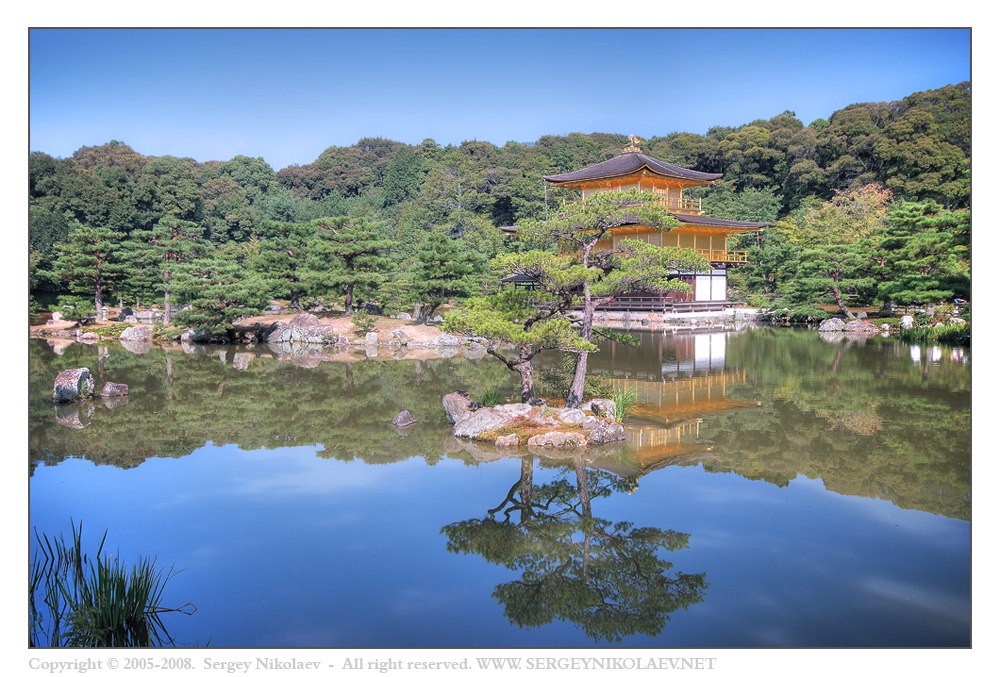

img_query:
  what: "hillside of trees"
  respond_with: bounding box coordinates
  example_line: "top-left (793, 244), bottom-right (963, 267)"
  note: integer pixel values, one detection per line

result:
top-left (28, 82), bottom-right (971, 328)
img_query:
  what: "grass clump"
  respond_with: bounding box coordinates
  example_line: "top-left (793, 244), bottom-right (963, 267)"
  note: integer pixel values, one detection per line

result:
top-left (30, 521), bottom-right (194, 647)
top-left (476, 387), bottom-right (503, 407)
top-left (610, 385), bottom-right (638, 422)
top-left (900, 322), bottom-right (970, 346)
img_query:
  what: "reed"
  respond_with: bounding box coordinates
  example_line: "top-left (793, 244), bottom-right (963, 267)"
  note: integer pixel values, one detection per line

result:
top-left (611, 385), bottom-right (638, 423)
top-left (29, 521), bottom-right (192, 647)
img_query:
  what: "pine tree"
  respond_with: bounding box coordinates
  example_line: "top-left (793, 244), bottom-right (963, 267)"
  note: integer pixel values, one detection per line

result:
top-left (49, 223), bottom-right (126, 312)
top-left (304, 217), bottom-right (392, 314)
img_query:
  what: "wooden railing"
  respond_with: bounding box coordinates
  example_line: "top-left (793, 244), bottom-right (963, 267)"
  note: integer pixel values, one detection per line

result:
top-left (697, 249), bottom-right (749, 263)
top-left (653, 196), bottom-right (702, 213)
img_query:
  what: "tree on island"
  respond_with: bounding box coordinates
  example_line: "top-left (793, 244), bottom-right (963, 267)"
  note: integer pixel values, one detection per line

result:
top-left (125, 215), bottom-right (208, 323)
top-left (515, 189), bottom-right (710, 408)
top-left (444, 250), bottom-right (593, 402)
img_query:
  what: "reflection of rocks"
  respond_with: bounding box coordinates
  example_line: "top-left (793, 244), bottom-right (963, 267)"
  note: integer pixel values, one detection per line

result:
top-left (460, 343), bottom-right (487, 359)
top-left (100, 382), bottom-right (129, 397)
top-left (120, 340), bottom-right (152, 355)
top-left (233, 353), bottom-right (254, 371)
top-left (54, 401), bottom-right (95, 428)
top-left (435, 345), bottom-right (459, 358)
top-left (527, 431), bottom-right (587, 448)
top-left (52, 368), bottom-right (94, 403)
top-left (101, 395), bottom-right (129, 410)
top-left (818, 331), bottom-right (845, 344)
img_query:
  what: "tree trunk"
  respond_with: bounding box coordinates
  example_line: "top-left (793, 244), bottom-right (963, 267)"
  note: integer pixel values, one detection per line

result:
top-left (832, 285), bottom-right (855, 319)
top-left (344, 283), bottom-right (354, 315)
top-left (290, 288), bottom-right (301, 311)
top-left (566, 302), bottom-right (595, 409)
top-left (514, 355), bottom-right (535, 403)
top-left (163, 269), bottom-right (172, 324)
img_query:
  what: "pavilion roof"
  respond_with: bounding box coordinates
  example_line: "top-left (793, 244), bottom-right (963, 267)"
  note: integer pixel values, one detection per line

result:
top-left (499, 212), bottom-right (768, 234)
top-left (543, 152), bottom-right (723, 185)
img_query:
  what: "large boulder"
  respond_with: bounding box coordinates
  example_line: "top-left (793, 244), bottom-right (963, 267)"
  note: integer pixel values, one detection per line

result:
top-left (288, 313), bottom-right (336, 344)
top-left (52, 368), bottom-right (94, 403)
top-left (843, 320), bottom-right (881, 334)
top-left (818, 318), bottom-right (846, 332)
top-left (900, 315), bottom-right (915, 330)
top-left (453, 407), bottom-right (522, 438)
top-left (442, 390), bottom-right (477, 423)
top-left (583, 399), bottom-right (618, 420)
top-left (120, 325), bottom-right (153, 343)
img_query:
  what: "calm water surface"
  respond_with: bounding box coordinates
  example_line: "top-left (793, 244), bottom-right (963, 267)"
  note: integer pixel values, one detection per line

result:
top-left (28, 329), bottom-right (971, 647)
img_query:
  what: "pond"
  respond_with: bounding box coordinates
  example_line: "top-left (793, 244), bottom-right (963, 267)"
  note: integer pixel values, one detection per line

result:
top-left (27, 328), bottom-right (971, 648)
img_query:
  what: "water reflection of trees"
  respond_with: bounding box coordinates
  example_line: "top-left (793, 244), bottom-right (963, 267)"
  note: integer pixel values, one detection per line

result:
top-left (441, 455), bottom-right (707, 643)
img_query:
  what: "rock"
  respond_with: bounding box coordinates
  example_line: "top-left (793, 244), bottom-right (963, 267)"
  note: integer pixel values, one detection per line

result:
top-left (392, 410), bottom-right (418, 427)
top-left (453, 407), bottom-right (521, 438)
top-left (432, 315), bottom-right (445, 323)
top-left (442, 390), bottom-right (476, 423)
top-left (818, 318), bottom-right (846, 332)
top-left (557, 408), bottom-right (588, 424)
top-left (495, 433), bottom-right (520, 447)
top-left (526, 431), bottom-right (587, 448)
top-left (365, 331), bottom-right (379, 344)
top-left (900, 315), bottom-right (914, 330)
top-left (950, 317), bottom-right (967, 325)
top-left (100, 382), bottom-right (129, 397)
top-left (527, 397), bottom-right (548, 406)
top-left (857, 311), bottom-right (868, 320)
top-left (289, 313), bottom-right (336, 344)
top-left (585, 420), bottom-right (626, 445)
top-left (233, 353), bottom-right (254, 371)
top-left (434, 333), bottom-right (461, 346)
top-left (583, 398), bottom-right (617, 420)
top-left (843, 320), bottom-right (881, 334)
top-left (117, 307), bottom-right (135, 322)
top-left (52, 311), bottom-right (63, 322)
top-left (120, 325), bottom-right (153, 343)
top-left (391, 328), bottom-right (410, 342)
top-left (52, 368), bottom-right (95, 403)
top-left (262, 321), bottom-right (292, 343)
top-left (397, 312), bottom-right (412, 321)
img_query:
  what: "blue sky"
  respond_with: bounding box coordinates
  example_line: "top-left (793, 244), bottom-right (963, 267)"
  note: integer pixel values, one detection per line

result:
top-left (29, 28), bottom-right (971, 171)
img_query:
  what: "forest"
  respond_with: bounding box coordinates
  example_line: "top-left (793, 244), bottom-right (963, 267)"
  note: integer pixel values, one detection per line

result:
top-left (28, 82), bottom-right (971, 329)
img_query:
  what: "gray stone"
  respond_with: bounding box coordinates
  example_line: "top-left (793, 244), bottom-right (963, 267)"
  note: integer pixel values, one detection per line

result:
top-left (397, 312), bottom-right (412, 321)
top-left (120, 325), bottom-right (153, 343)
top-left (950, 317), bottom-right (967, 325)
top-left (900, 315), bottom-right (914, 330)
top-left (557, 408), bottom-right (588, 424)
top-left (100, 382), bottom-right (129, 397)
top-left (391, 328), bottom-right (410, 342)
top-left (434, 333), bottom-right (461, 346)
top-left (583, 398), bottom-right (617, 420)
top-left (392, 410), bottom-right (418, 427)
top-left (843, 320), bottom-right (881, 334)
top-left (365, 331), bottom-right (379, 344)
top-left (442, 391), bottom-right (476, 423)
top-left (453, 407), bottom-right (521, 438)
top-left (52, 368), bottom-right (95, 403)
top-left (586, 420), bottom-right (626, 445)
top-left (818, 318), bottom-right (846, 332)
top-left (432, 315), bottom-right (445, 323)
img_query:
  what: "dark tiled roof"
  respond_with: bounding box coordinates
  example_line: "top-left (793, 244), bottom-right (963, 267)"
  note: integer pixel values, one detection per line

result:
top-left (544, 152), bottom-right (723, 184)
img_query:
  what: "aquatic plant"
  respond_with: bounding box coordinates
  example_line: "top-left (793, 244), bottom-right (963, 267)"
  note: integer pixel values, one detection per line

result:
top-left (29, 521), bottom-right (193, 647)
top-left (476, 387), bottom-right (502, 407)
top-left (611, 385), bottom-right (638, 422)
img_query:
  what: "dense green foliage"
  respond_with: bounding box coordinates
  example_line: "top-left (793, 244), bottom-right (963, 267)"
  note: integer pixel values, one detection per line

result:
top-left (30, 83), bottom-right (971, 327)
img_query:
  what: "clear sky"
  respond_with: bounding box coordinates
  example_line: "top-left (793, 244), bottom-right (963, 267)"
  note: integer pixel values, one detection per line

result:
top-left (29, 27), bottom-right (971, 171)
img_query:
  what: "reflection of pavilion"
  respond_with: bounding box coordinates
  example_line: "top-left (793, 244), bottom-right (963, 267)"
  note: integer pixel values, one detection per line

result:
top-left (588, 332), bottom-right (760, 479)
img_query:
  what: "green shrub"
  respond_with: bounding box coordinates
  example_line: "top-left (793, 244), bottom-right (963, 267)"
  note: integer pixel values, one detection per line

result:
top-left (476, 387), bottom-right (503, 407)
top-left (900, 322), bottom-right (970, 346)
top-left (49, 296), bottom-right (96, 324)
top-left (350, 309), bottom-right (378, 335)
